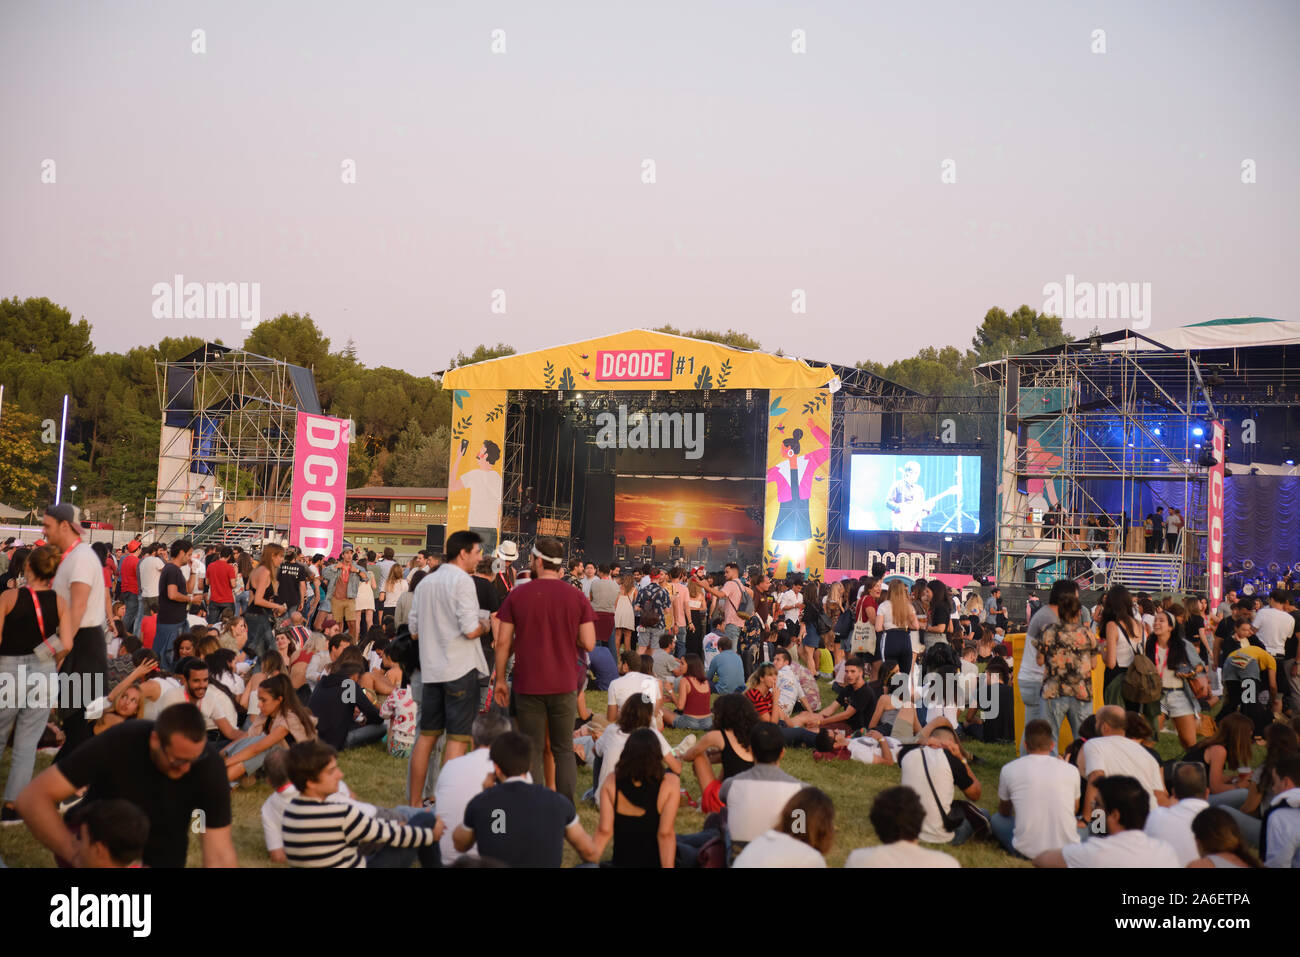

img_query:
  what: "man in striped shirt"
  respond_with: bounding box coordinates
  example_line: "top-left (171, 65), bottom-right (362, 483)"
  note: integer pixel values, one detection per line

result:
top-left (282, 740), bottom-right (443, 868)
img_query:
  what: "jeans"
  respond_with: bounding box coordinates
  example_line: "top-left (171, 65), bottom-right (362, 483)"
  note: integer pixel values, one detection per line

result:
top-left (0, 655), bottom-right (55, 803)
top-left (1042, 695), bottom-right (1091, 749)
top-left (1219, 807), bottom-right (1262, 848)
top-left (777, 722), bottom-right (820, 749)
top-left (345, 723), bottom-right (386, 750)
top-left (122, 594), bottom-right (140, 638)
top-left (223, 733), bottom-right (270, 773)
top-left (1208, 788), bottom-right (1250, 811)
top-left (948, 816), bottom-right (975, 846)
top-left (671, 714), bottom-right (713, 731)
top-left (675, 627), bottom-right (687, 658)
top-left (990, 812), bottom-right (1024, 858)
top-left (245, 613), bottom-right (274, 659)
top-left (677, 827), bottom-right (724, 867)
top-left (1018, 679), bottom-right (1044, 755)
top-left (723, 624), bottom-right (741, 644)
top-left (365, 809), bottom-right (443, 868)
top-left (515, 690), bottom-right (578, 805)
top-left (407, 668), bottom-right (442, 803)
top-left (154, 621), bottom-right (185, 671)
top-left (235, 591), bottom-right (252, 616)
top-left (207, 602), bottom-right (234, 625)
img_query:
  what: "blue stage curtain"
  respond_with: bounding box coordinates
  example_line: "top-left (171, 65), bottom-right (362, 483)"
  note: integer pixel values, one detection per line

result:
top-left (1224, 476), bottom-right (1300, 570)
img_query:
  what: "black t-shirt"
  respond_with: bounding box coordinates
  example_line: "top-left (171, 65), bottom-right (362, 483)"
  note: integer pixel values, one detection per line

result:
top-left (473, 576), bottom-right (501, 669)
top-left (56, 720), bottom-right (232, 868)
top-left (837, 681), bottom-right (877, 733)
top-left (157, 563), bottom-right (190, 625)
top-left (463, 781), bottom-right (576, 867)
top-left (278, 562), bottom-right (307, 608)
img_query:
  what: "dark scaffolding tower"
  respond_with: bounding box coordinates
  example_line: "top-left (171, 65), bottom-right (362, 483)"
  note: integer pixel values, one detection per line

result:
top-left (975, 331), bottom-right (1214, 595)
top-left (147, 343), bottom-right (322, 547)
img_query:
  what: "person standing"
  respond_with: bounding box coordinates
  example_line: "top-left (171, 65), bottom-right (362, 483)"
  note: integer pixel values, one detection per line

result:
top-left (407, 531), bottom-right (490, 809)
top-left (1037, 592), bottom-right (1100, 750)
top-left (1018, 579), bottom-right (1076, 755)
top-left (0, 545), bottom-right (66, 824)
top-left (155, 539), bottom-right (199, 672)
top-left (277, 548), bottom-right (309, 620)
top-left (320, 547), bottom-right (360, 639)
top-left (136, 542), bottom-right (165, 637)
top-left (43, 505), bottom-right (109, 758)
top-left (206, 545), bottom-right (239, 624)
top-left (493, 537), bottom-right (597, 806)
top-left (1165, 507), bottom-right (1183, 555)
top-left (118, 542), bottom-right (140, 638)
top-left (588, 564), bottom-right (620, 655)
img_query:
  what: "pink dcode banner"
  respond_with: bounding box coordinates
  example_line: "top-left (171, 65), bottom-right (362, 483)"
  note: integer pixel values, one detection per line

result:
top-left (291, 411), bottom-right (350, 559)
top-left (1207, 420), bottom-right (1225, 611)
top-left (596, 349), bottom-right (674, 382)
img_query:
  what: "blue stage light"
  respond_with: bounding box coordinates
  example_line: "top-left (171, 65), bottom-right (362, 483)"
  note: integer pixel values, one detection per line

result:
top-left (1153, 427), bottom-right (1161, 436)
top-left (1192, 426), bottom-right (1204, 437)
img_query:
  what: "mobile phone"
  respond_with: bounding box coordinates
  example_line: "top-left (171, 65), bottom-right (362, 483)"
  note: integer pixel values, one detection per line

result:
top-left (459, 438), bottom-right (469, 456)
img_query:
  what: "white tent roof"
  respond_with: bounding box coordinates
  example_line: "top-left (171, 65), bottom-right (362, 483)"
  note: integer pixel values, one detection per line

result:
top-left (1103, 317), bottom-right (1300, 352)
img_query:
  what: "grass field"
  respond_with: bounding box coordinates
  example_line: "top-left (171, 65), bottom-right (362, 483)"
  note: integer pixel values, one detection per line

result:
top-left (0, 683), bottom-right (1198, 868)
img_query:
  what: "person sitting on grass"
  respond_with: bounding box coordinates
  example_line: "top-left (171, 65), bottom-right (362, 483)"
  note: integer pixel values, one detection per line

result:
top-left (705, 636), bottom-right (746, 694)
top-left (733, 786), bottom-right (834, 868)
top-left (718, 722), bottom-right (806, 862)
top-left (845, 785), bottom-right (960, 868)
top-left (1033, 775), bottom-right (1181, 868)
top-left (1186, 807), bottom-right (1263, 868)
top-left (817, 656), bottom-right (876, 736)
top-left (607, 650), bottom-right (660, 723)
top-left (593, 694), bottom-right (682, 807)
top-left (680, 693), bottom-right (759, 812)
top-left (282, 738), bottom-right (442, 868)
top-left (591, 727), bottom-right (683, 868)
top-left (240, 650), bottom-right (284, 723)
top-left (453, 731), bottom-right (600, 868)
top-left (69, 799), bottom-right (151, 868)
top-left (309, 656), bottom-right (385, 752)
top-left (224, 673), bottom-right (318, 783)
top-left (663, 653), bottom-right (713, 731)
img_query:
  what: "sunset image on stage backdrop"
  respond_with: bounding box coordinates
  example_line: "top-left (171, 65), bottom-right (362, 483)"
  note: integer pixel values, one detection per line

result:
top-left (613, 477), bottom-right (764, 553)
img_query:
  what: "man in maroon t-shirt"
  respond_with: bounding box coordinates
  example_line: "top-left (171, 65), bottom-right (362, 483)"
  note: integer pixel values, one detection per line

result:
top-left (206, 545), bottom-right (240, 623)
top-left (494, 537), bottom-right (596, 805)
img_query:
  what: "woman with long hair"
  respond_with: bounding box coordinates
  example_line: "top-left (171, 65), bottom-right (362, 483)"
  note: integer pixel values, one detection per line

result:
top-left (733, 786), bottom-right (834, 867)
top-left (592, 694), bottom-right (681, 806)
top-left (910, 579), bottom-right (930, 654)
top-left (0, 545), bottom-right (66, 821)
top-left (592, 727), bottom-right (682, 867)
top-left (665, 653), bottom-right (713, 731)
top-left (680, 693), bottom-right (759, 799)
top-left (354, 559), bottom-right (376, 635)
top-left (1180, 712), bottom-right (1255, 810)
top-left (1099, 584), bottom-right (1142, 708)
top-left (1146, 609), bottom-right (1204, 748)
top-left (380, 563), bottom-right (407, 621)
top-left (924, 580), bottom-right (954, 650)
top-left (614, 575), bottom-right (637, 656)
top-left (686, 575), bottom-right (706, 659)
top-left (223, 673), bottom-right (317, 782)
top-left (240, 649), bottom-right (285, 719)
top-left (875, 579), bottom-right (920, 680)
top-left (246, 544), bottom-right (286, 658)
top-left (1187, 807), bottom-right (1262, 868)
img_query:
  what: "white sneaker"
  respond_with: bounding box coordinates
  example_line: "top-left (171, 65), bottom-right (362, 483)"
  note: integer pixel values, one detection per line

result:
top-left (672, 734), bottom-right (697, 758)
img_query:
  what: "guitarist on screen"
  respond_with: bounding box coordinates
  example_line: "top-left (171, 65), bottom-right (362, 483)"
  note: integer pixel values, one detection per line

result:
top-left (885, 461), bottom-right (962, 532)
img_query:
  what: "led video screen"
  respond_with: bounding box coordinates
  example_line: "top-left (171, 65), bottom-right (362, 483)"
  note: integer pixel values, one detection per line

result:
top-left (848, 453), bottom-right (981, 534)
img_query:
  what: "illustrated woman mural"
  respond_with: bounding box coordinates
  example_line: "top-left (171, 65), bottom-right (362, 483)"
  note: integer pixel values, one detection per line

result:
top-left (766, 419), bottom-right (830, 573)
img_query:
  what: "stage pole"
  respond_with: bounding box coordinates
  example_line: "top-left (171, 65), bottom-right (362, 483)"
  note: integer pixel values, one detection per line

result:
top-left (54, 393), bottom-right (69, 505)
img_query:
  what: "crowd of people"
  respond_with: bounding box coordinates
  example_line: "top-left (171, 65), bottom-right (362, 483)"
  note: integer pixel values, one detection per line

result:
top-left (1, 510), bottom-right (1298, 868)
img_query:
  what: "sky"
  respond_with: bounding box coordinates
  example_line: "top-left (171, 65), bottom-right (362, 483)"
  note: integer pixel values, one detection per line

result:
top-left (2, 0), bottom-right (1297, 377)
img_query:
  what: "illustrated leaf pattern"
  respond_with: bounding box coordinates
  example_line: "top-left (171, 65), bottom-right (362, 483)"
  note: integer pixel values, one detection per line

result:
top-left (801, 391), bottom-right (829, 416)
top-left (694, 366), bottom-right (713, 390)
top-left (453, 389), bottom-right (470, 410)
top-left (769, 396), bottom-right (787, 417)
top-left (451, 414), bottom-right (473, 439)
top-left (543, 361), bottom-right (556, 390)
top-left (559, 367), bottom-right (575, 390)
top-left (484, 403), bottom-right (505, 423)
top-left (717, 358), bottom-right (732, 389)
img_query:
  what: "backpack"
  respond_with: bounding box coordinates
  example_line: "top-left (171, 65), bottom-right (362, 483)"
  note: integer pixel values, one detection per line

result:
top-left (1122, 638), bottom-right (1163, 704)
top-left (639, 591), bottom-right (663, 629)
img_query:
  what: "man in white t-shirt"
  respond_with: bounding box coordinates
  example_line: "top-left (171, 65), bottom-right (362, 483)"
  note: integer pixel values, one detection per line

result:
top-left (1254, 589), bottom-right (1296, 657)
top-left (1143, 762), bottom-right (1210, 866)
top-left (1034, 775), bottom-right (1181, 868)
top-left (898, 725), bottom-right (982, 845)
top-left (450, 440), bottom-right (504, 531)
top-left (432, 710), bottom-right (515, 865)
top-left (1079, 706), bottom-right (1170, 817)
top-left (991, 718), bottom-right (1082, 859)
top-left (777, 579), bottom-right (804, 626)
top-left (164, 659), bottom-right (243, 743)
top-left (605, 651), bottom-right (661, 723)
top-left (846, 785), bottom-right (960, 868)
top-left (44, 503), bottom-right (109, 755)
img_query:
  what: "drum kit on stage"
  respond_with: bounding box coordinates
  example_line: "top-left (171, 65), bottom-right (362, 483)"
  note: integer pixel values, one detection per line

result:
top-left (1225, 558), bottom-right (1300, 596)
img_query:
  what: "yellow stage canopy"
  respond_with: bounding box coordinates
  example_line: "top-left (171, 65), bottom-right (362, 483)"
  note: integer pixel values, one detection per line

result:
top-left (440, 329), bottom-right (837, 393)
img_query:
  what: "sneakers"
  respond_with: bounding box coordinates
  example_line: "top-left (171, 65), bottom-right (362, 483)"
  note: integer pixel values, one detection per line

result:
top-left (1, 805), bottom-right (20, 826)
top-left (671, 734), bottom-right (697, 759)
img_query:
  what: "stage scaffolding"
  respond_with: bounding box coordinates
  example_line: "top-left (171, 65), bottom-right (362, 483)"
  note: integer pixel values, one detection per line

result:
top-left (146, 344), bottom-right (322, 547)
top-left (976, 332), bottom-right (1216, 595)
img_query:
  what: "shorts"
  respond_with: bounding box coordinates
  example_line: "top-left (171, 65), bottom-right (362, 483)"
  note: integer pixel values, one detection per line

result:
top-left (1160, 687), bottom-right (1196, 719)
top-left (332, 596), bottom-right (356, 623)
top-left (802, 624), bottom-right (821, 649)
top-left (637, 625), bottom-right (664, 650)
top-left (420, 670), bottom-right (481, 742)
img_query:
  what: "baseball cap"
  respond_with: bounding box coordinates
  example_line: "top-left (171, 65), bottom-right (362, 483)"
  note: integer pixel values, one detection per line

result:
top-left (44, 502), bottom-right (83, 533)
top-left (126, 540), bottom-right (141, 553)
